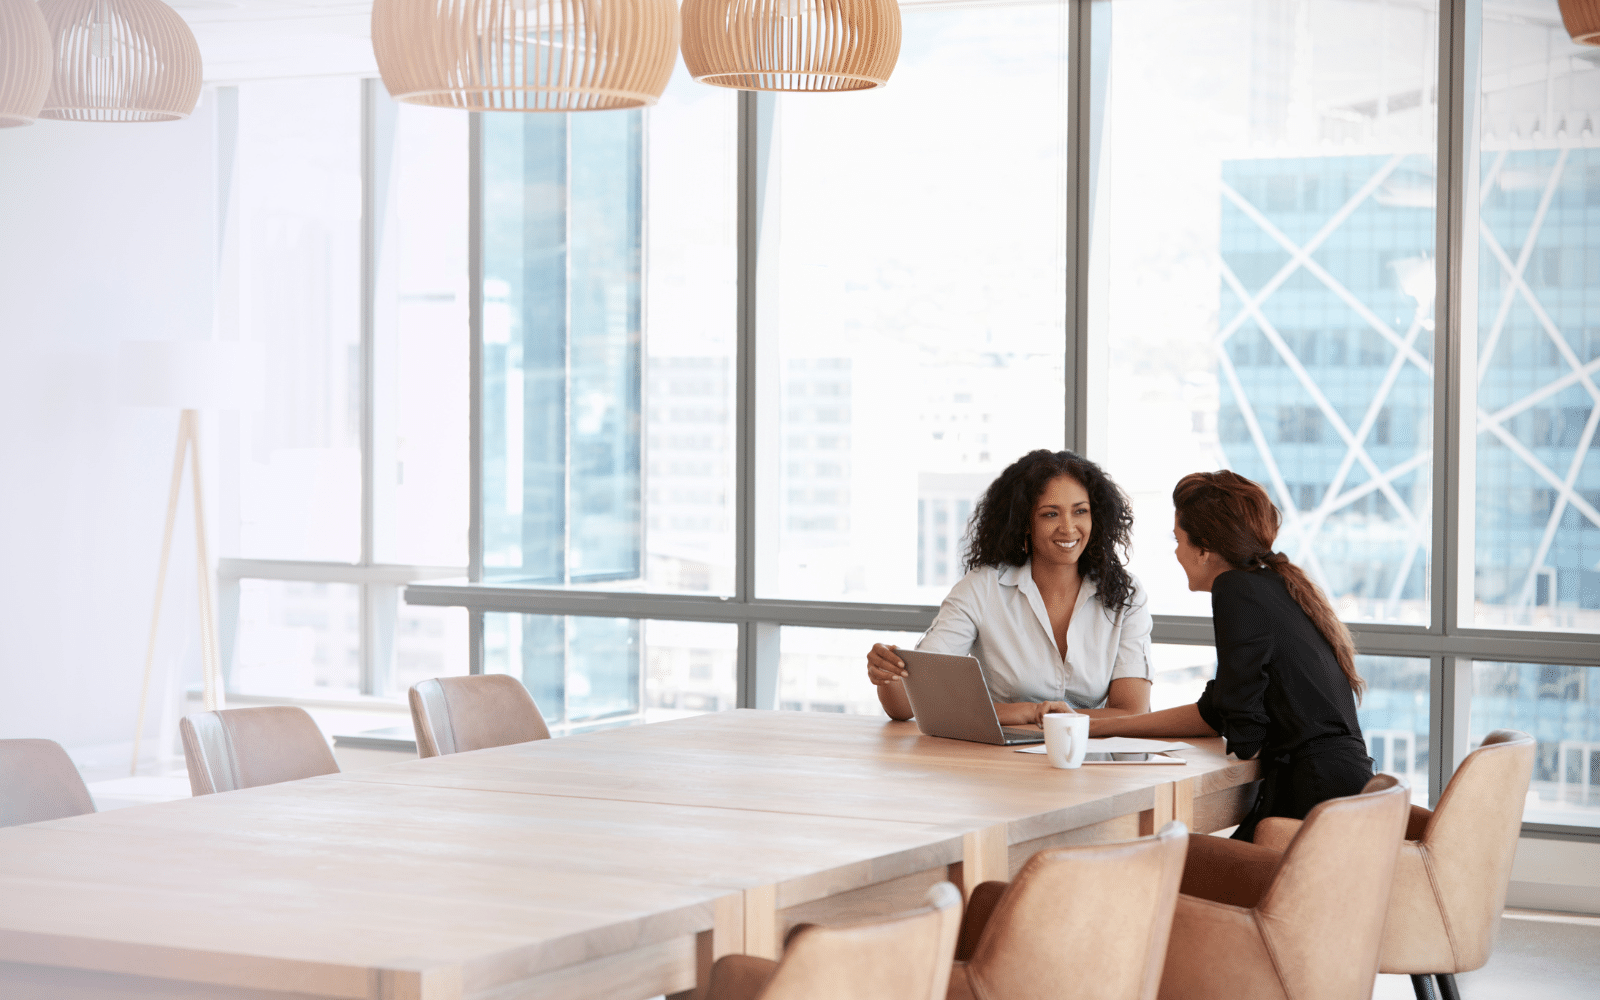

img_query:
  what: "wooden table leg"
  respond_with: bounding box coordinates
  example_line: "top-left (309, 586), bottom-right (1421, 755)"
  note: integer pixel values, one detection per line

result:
top-left (1139, 784), bottom-right (1176, 836)
top-left (1172, 777), bottom-right (1196, 829)
top-left (743, 884), bottom-right (780, 960)
top-left (951, 824), bottom-right (1008, 900)
top-left (1141, 778), bottom-right (1198, 836)
top-left (676, 893), bottom-right (745, 1000)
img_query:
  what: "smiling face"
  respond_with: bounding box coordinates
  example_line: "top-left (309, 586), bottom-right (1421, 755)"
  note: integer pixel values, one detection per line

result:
top-left (1030, 475), bottom-right (1093, 568)
top-left (1173, 513), bottom-right (1220, 592)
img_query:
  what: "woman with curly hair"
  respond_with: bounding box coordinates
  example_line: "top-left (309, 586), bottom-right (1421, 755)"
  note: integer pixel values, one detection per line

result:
top-left (1091, 470), bottom-right (1372, 841)
top-left (866, 449), bottom-right (1153, 726)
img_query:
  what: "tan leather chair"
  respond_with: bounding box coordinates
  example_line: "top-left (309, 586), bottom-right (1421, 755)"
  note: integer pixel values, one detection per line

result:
top-left (1255, 730), bottom-right (1536, 1000)
top-left (0, 739), bottom-right (95, 827)
top-left (949, 821), bottom-right (1188, 1000)
top-left (706, 882), bottom-right (963, 1000)
top-left (408, 674), bottom-right (551, 758)
top-left (1158, 774), bottom-right (1410, 1000)
top-left (179, 706), bottom-right (340, 796)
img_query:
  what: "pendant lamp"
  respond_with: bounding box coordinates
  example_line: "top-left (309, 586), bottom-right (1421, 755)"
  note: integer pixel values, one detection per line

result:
top-left (38, 0), bottom-right (203, 122)
top-left (681, 0), bottom-right (901, 92)
top-left (1, 0), bottom-right (52, 127)
top-left (371, 0), bottom-right (679, 112)
top-left (1560, 0), bottom-right (1600, 45)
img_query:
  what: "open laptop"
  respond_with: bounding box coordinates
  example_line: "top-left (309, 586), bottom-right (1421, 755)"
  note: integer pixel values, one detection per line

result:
top-left (896, 648), bottom-right (1046, 746)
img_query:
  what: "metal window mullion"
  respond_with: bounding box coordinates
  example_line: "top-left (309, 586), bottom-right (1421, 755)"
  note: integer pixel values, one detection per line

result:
top-left (361, 79), bottom-right (378, 572)
top-left (563, 114), bottom-right (574, 588)
top-left (469, 111), bottom-right (485, 585)
top-left (736, 90), bottom-right (759, 609)
top-left (359, 79), bottom-right (379, 696)
top-left (1065, 0), bottom-right (1107, 456)
top-left (1433, 0), bottom-right (1481, 639)
top-left (1430, 654), bottom-right (1473, 808)
top-left (735, 90), bottom-right (785, 708)
top-left (1432, 0), bottom-right (1483, 789)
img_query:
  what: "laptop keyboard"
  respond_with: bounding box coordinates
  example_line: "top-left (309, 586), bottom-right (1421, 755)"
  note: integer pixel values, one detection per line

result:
top-left (1001, 727), bottom-right (1045, 743)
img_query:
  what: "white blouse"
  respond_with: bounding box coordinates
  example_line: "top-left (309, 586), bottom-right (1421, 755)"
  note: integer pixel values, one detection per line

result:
top-left (915, 561), bottom-right (1153, 709)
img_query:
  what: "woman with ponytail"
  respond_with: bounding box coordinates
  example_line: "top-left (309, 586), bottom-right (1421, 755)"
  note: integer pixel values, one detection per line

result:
top-left (1091, 470), bottom-right (1372, 842)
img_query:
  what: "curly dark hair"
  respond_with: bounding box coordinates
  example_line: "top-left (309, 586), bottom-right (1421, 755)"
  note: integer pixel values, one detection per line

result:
top-left (964, 449), bottom-right (1137, 615)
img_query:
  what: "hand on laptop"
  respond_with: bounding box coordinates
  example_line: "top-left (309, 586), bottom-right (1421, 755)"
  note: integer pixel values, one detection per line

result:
top-left (867, 643), bottom-right (910, 685)
top-left (996, 700), bottom-right (1077, 727)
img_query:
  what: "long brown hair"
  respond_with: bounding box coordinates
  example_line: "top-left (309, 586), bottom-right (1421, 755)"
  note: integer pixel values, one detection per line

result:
top-left (1172, 471), bottom-right (1364, 701)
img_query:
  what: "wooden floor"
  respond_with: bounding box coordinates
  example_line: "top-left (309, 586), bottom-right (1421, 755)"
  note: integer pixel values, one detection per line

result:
top-left (0, 711), bottom-right (1259, 1000)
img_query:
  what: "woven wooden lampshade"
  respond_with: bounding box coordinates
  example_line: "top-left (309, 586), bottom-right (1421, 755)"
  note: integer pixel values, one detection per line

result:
top-left (371, 0), bottom-right (679, 112)
top-left (1560, 0), bottom-right (1600, 45)
top-left (37, 0), bottom-right (203, 122)
top-left (681, 0), bottom-right (901, 92)
top-left (0, 0), bottom-right (53, 128)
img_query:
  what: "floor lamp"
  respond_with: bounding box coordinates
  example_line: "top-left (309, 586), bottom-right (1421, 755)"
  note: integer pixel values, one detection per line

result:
top-left (122, 340), bottom-right (258, 776)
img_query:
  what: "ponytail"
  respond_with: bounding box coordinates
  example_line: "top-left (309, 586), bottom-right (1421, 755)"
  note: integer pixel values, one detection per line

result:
top-left (1254, 553), bottom-right (1363, 702)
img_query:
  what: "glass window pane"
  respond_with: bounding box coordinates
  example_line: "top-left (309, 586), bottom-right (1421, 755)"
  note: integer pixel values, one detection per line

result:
top-left (645, 71), bottom-right (738, 594)
top-left (1099, 0), bottom-right (1438, 624)
top-left (231, 580), bottom-right (361, 697)
top-left (1150, 644), bottom-right (1217, 711)
top-left (1472, 661), bottom-right (1600, 830)
top-left (480, 70), bottom-right (736, 593)
top-left (779, 627), bottom-right (921, 716)
top-left (392, 604), bottom-right (471, 694)
top-left (758, 3), bottom-right (1069, 604)
top-left (381, 102), bottom-right (470, 567)
top-left (1359, 655), bottom-right (1430, 805)
top-left (483, 613), bottom-right (735, 733)
top-left (1468, 17), bottom-right (1600, 630)
top-left (645, 620), bottom-right (737, 721)
top-left (233, 78), bottom-right (363, 562)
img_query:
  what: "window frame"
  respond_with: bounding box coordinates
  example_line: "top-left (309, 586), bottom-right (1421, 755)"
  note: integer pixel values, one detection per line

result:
top-left (404, 0), bottom-right (1600, 842)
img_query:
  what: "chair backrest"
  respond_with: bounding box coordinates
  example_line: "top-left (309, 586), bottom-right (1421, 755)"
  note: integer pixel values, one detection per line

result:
top-left (180, 707), bottom-right (339, 796)
top-left (964, 822), bottom-right (1189, 1000)
top-left (409, 675), bottom-right (551, 758)
top-left (757, 882), bottom-right (963, 1000)
top-left (1416, 728), bottom-right (1535, 969)
top-left (0, 739), bottom-right (95, 827)
top-left (1255, 773), bottom-right (1411, 999)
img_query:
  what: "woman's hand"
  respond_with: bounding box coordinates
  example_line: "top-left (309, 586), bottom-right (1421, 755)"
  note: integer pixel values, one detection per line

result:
top-left (995, 700), bottom-right (1077, 726)
top-left (866, 643), bottom-right (909, 686)
top-left (1032, 701), bottom-right (1076, 725)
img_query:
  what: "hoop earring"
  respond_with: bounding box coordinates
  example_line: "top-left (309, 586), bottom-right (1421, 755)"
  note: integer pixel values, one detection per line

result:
top-left (1024, 536), bottom-right (1030, 555)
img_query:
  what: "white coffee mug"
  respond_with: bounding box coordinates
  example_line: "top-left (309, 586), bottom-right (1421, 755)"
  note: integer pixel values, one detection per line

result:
top-left (1043, 712), bottom-right (1090, 769)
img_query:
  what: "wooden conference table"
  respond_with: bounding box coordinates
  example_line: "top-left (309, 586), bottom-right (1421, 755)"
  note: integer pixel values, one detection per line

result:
top-left (0, 711), bottom-right (1258, 1000)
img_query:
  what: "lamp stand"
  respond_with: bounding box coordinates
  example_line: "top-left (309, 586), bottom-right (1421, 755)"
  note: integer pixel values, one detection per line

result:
top-left (131, 408), bottom-right (225, 777)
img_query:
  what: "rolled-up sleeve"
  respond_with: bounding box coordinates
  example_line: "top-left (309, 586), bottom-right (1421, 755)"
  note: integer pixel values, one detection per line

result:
top-left (1203, 576), bottom-right (1274, 760)
top-left (917, 572), bottom-right (982, 657)
top-left (1110, 584), bottom-right (1154, 682)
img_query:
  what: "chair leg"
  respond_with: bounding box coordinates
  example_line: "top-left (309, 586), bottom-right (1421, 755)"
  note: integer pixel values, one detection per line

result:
top-left (1410, 974), bottom-right (1437, 1000)
top-left (1435, 974), bottom-right (1461, 1000)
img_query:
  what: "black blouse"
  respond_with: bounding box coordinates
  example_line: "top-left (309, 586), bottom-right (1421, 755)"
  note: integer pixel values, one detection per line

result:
top-left (1195, 568), bottom-right (1364, 762)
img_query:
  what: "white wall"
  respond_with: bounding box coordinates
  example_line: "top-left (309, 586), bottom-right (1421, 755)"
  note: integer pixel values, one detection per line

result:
top-left (1509, 836), bottom-right (1600, 915)
top-left (0, 98), bottom-right (218, 762)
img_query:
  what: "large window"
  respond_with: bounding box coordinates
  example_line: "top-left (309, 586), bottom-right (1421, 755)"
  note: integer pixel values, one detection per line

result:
top-left (393, 0), bottom-right (1600, 843)
top-left (480, 66), bottom-right (737, 594)
top-left (219, 80), bottom-right (471, 701)
top-left (757, 3), bottom-right (1070, 605)
top-left (1468, 15), bottom-right (1600, 631)
top-left (1099, 0), bottom-right (1440, 623)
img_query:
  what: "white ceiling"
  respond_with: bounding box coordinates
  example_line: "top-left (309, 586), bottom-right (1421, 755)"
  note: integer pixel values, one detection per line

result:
top-left (169, 0), bottom-right (377, 82)
top-left (172, 0), bottom-right (1582, 86)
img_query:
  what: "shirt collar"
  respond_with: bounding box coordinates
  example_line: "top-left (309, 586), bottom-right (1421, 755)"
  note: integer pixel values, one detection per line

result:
top-left (998, 560), bottom-right (1100, 603)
